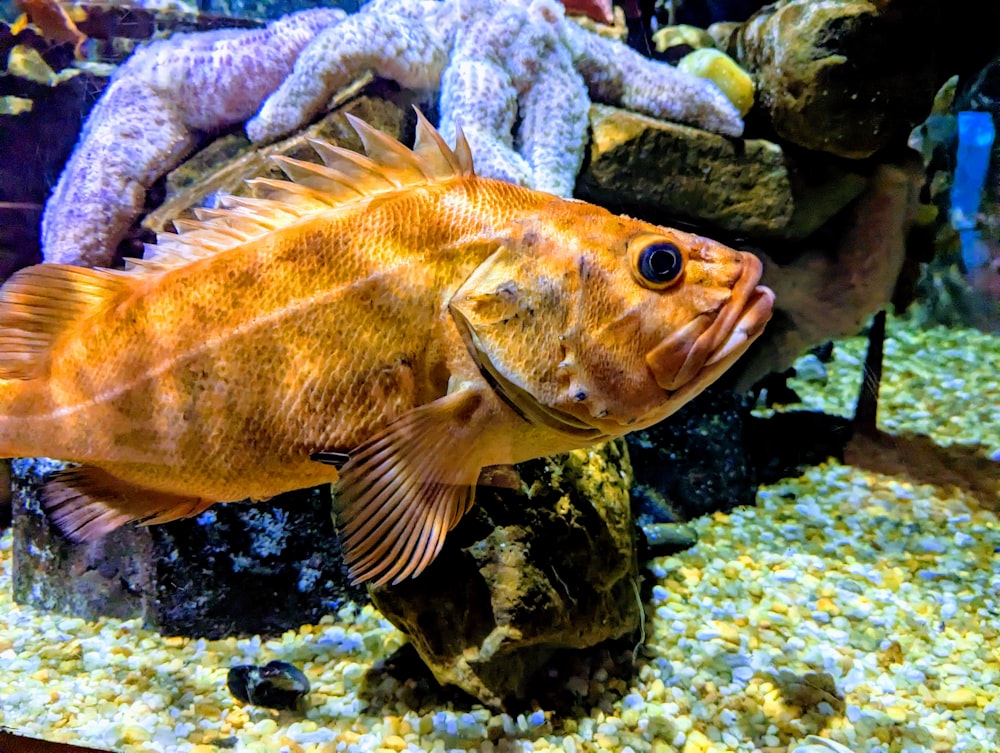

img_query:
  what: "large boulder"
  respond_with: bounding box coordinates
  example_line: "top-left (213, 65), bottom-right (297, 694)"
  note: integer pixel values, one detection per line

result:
top-left (577, 104), bottom-right (795, 236)
top-left (730, 0), bottom-right (1000, 159)
top-left (371, 440), bottom-right (641, 709)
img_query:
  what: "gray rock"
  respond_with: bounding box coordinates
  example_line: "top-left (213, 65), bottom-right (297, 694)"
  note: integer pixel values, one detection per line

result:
top-left (12, 459), bottom-right (364, 638)
top-left (370, 440), bottom-right (641, 709)
top-left (731, 163), bottom-right (922, 389)
top-left (577, 104), bottom-right (794, 236)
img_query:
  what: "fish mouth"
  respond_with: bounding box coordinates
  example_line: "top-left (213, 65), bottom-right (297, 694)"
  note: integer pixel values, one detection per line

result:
top-left (647, 253), bottom-right (774, 394)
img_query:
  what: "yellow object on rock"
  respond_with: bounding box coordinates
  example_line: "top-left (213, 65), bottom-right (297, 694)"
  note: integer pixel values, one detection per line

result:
top-left (678, 47), bottom-right (755, 116)
top-left (6, 45), bottom-right (81, 86)
top-left (652, 24), bottom-right (716, 54)
top-left (0, 95), bottom-right (33, 115)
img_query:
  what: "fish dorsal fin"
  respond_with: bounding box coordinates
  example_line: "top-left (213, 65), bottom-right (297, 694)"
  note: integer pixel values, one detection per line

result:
top-left (0, 264), bottom-right (138, 379)
top-left (138, 108), bottom-right (474, 274)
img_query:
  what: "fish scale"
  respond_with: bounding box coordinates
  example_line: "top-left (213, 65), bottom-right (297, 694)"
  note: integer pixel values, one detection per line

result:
top-left (0, 110), bottom-right (773, 585)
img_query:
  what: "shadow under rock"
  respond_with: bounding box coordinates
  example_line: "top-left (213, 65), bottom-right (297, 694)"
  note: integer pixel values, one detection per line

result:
top-left (746, 408), bottom-right (999, 512)
top-left (360, 638), bottom-right (639, 720)
top-left (845, 429), bottom-right (1000, 512)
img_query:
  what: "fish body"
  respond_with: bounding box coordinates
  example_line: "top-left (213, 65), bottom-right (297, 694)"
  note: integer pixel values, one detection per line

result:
top-left (12, 0), bottom-right (88, 58)
top-left (0, 112), bottom-right (773, 584)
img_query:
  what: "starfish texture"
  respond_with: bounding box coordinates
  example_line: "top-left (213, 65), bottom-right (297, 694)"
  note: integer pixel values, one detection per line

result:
top-left (42, 0), bottom-right (743, 267)
top-left (41, 8), bottom-right (346, 266)
top-left (249, 0), bottom-right (743, 197)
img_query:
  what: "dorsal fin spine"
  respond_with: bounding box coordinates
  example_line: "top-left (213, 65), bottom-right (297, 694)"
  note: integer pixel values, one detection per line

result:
top-left (127, 108), bottom-right (473, 278)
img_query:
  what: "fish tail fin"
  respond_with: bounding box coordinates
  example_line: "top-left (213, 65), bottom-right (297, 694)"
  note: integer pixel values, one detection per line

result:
top-left (0, 263), bottom-right (139, 458)
top-left (0, 263), bottom-right (135, 380)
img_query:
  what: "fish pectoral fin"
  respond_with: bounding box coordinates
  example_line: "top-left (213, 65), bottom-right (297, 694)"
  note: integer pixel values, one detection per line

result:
top-left (43, 465), bottom-right (215, 542)
top-left (334, 388), bottom-right (491, 587)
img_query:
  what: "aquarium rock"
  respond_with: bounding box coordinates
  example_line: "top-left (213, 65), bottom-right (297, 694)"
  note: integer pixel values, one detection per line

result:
top-left (636, 521), bottom-right (698, 561)
top-left (370, 439), bottom-right (640, 709)
top-left (227, 660), bottom-right (310, 710)
top-left (628, 387), bottom-right (758, 525)
top-left (11, 461), bottom-right (364, 638)
top-left (731, 163), bottom-right (923, 389)
top-left (730, 0), bottom-right (999, 159)
top-left (577, 103), bottom-right (793, 236)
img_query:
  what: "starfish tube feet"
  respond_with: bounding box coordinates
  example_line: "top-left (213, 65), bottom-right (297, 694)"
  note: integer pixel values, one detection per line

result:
top-left (515, 44), bottom-right (590, 196)
top-left (247, 0), bottom-right (453, 143)
top-left (41, 79), bottom-right (193, 266)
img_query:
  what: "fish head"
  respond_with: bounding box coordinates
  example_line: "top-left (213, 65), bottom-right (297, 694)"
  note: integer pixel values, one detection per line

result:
top-left (449, 204), bottom-right (775, 440)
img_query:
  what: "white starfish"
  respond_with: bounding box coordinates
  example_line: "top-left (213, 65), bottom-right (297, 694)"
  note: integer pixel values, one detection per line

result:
top-left (41, 0), bottom-right (742, 267)
top-left (248, 0), bottom-right (744, 196)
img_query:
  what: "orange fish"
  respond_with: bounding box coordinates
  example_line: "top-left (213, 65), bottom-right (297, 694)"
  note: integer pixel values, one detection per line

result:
top-left (11, 0), bottom-right (88, 59)
top-left (0, 111), bottom-right (773, 585)
top-left (560, 0), bottom-right (614, 25)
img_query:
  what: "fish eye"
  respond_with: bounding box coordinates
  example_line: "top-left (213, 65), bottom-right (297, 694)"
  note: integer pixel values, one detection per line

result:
top-left (630, 236), bottom-right (684, 289)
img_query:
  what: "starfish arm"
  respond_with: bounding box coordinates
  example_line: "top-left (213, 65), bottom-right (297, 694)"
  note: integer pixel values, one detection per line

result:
top-left (516, 43), bottom-right (590, 197)
top-left (439, 59), bottom-right (533, 187)
top-left (561, 20), bottom-right (745, 137)
top-left (40, 9), bottom-right (345, 267)
top-left (438, 1), bottom-right (546, 188)
top-left (441, 0), bottom-right (586, 191)
top-left (125, 8), bottom-right (347, 131)
top-left (41, 79), bottom-right (194, 267)
top-left (248, 0), bottom-right (455, 143)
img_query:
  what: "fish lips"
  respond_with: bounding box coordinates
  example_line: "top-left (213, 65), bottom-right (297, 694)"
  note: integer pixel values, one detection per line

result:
top-left (647, 253), bottom-right (775, 393)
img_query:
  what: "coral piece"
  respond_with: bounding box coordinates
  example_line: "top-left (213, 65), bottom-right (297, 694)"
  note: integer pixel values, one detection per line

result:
top-left (41, 8), bottom-right (346, 266)
top-left (42, 0), bottom-right (743, 266)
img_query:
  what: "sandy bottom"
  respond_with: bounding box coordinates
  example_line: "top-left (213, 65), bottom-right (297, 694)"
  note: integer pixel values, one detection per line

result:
top-left (1, 318), bottom-right (998, 753)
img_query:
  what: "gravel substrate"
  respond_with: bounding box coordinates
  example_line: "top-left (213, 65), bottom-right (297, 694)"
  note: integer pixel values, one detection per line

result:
top-left (1, 318), bottom-right (998, 753)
